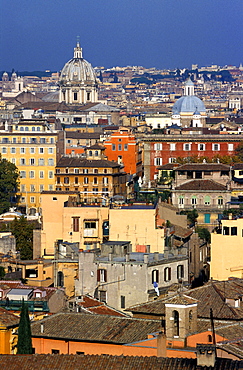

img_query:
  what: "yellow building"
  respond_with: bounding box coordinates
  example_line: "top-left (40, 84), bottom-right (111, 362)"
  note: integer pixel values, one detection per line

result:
top-left (39, 192), bottom-right (165, 258)
top-left (39, 191), bottom-right (109, 257)
top-left (0, 118), bottom-right (58, 215)
top-left (211, 216), bottom-right (243, 280)
top-left (0, 308), bottom-right (18, 354)
top-left (109, 206), bottom-right (164, 253)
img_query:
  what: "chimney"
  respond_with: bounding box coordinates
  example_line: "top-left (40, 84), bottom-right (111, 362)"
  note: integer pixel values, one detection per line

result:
top-left (196, 344), bottom-right (216, 367)
top-left (125, 254), bottom-right (130, 262)
top-left (154, 252), bottom-right (159, 262)
top-left (40, 323), bottom-right (44, 334)
top-left (108, 253), bottom-right (113, 261)
top-left (144, 254), bottom-right (149, 264)
top-left (157, 332), bottom-right (167, 358)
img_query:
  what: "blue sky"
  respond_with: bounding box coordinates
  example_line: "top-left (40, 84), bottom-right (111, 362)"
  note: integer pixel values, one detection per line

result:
top-left (0, 0), bottom-right (242, 71)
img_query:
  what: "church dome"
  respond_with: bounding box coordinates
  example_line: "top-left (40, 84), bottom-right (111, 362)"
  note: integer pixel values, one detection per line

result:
top-left (59, 41), bottom-right (97, 86)
top-left (172, 95), bottom-right (206, 114)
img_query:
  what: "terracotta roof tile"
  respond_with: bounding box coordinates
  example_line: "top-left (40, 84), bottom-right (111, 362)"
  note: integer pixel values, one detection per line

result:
top-left (0, 354), bottom-right (241, 369)
top-left (56, 157), bottom-right (120, 168)
top-left (175, 179), bottom-right (227, 191)
top-left (31, 313), bottom-right (161, 344)
top-left (176, 163), bottom-right (230, 171)
top-left (0, 308), bottom-right (19, 327)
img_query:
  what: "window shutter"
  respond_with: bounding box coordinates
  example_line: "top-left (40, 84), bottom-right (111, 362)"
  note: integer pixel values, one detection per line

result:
top-left (97, 269), bottom-right (100, 282)
top-left (104, 269), bottom-right (107, 282)
top-left (169, 268), bottom-right (171, 281)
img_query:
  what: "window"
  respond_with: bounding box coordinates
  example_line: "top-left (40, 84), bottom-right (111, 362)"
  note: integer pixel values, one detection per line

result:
top-left (112, 144), bottom-right (116, 151)
top-left (228, 143), bottom-right (234, 151)
top-left (30, 197), bottom-right (35, 203)
top-left (51, 350), bottom-right (60, 355)
top-left (48, 148), bottom-right (54, 154)
top-left (30, 138), bottom-right (36, 143)
top-left (29, 171), bottom-right (35, 178)
top-left (118, 144), bottom-right (122, 151)
top-left (73, 217), bottom-right (80, 232)
top-left (20, 158), bottom-right (25, 165)
top-left (164, 267), bottom-right (171, 281)
top-left (74, 168), bottom-right (79, 174)
top-left (2, 138), bottom-right (8, 144)
top-left (30, 147), bottom-right (35, 154)
top-left (20, 147), bottom-right (25, 154)
top-left (103, 177), bottom-right (108, 185)
top-left (104, 169), bottom-right (108, 174)
top-left (85, 221), bottom-right (96, 229)
top-left (124, 144), bottom-right (128, 151)
top-left (12, 158), bottom-right (16, 164)
top-left (25, 127), bottom-right (29, 131)
top-left (30, 158), bottom-right (35, 165)
top-left (183, 143), bottom-right (191, 151)
top-left (204, 196), bottom-right (210, 205)
top-left (40, 138), bottom-right (46, 144)
top-left (178, 196), bottom-right (184, 205)
top-left (30, 185), bottom-right (35, 192)
top-left (94, 169), bottom-right (98, 174)
top-left (1, 147), bottom-right (7, 154)
top-left (11, 148), bottom-right (16, 154)
top-left (84, 177), bottom-right (89, 184)
top-left (32, 127), bottom-right (35, 131)
top-left (49, 171), bottom-right (54, 179)
top-left (152, 269), bottom-right (159, 284)
top-left (177, 265), bottom-right (184, 279)
top-left (93, 188), bottom-right (98, 193)
top-left (83, 169), bottom-right (88, 174)
top-left (39, 148), bottom-right (44, 154)
top-left (218, 196), bottom-right (223, 205)
top-left (20, 171), bottom-right (26, 178)
top-left (74, 92), bottom-right (78, 101)
top-left (48, 158), bottom-right (54, 166)
top-left (169, 157), bottom-right (176, 163)
top-left (40, 185), bottom-right (44, 192)
top-left (13, 138), bottom-right (16, 143)
top-left (75, 177), bottom-right (79, 184)
top-left (231, 227), bottom-right (237, 236)
top-left (49, 185), bottom-right (53, 191)
top-left (154, 143), bottom-right (162, 150)
top-left (191, 196), bottom-right (197, 205)
top-left (97, 269), bottom-right (107, 283)
top-left (22, 138), bottom-right (26, 143)
top-left (39, 158), bottom-right (44, 165)
top-left (223, 226), bottom-right (230, 235)
top-left (50, 138), bottom-right (55, 144)
top-left (57, 177), bottom-right (60, 184)
top-left (170, 143), bottom-right (176, 151)
top-left (173, 310), bottom-right (180, 337)
top-left (95, 150), bottom-right (98, 156)
top-left (154, 157), bottom-right (162, 166)
top-left (64, 177), bottom-right (69, 184)
top-left (39, 171), bottom-right (44, 179)
top-left (121, 295), bottom-right (125, 309)
top-left (212, 143), bottom-right (220, 151)
top-left (99, 290), bottom-right (107, 303)
top-left (198, 143), bottom-right (205, 151)
top-left (93, 177), bottom-right (98, 184)
top-left (204, 213), bottom-right (211, 224)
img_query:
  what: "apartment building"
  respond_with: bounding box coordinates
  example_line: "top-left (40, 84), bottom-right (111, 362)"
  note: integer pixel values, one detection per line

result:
top-left (0, 119), bottom-right (58, 215)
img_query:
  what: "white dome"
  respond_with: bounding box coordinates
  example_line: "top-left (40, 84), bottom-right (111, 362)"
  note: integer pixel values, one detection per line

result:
top-left (59, 42), bottom-right (97, 86)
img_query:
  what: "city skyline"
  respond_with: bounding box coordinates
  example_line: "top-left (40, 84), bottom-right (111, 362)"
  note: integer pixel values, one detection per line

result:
top-left (0, 0), bottom-right (242, 72)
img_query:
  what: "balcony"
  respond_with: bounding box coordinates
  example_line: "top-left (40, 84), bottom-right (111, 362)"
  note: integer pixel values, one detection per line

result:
top-left (0, 299), bottom-right (49, 312)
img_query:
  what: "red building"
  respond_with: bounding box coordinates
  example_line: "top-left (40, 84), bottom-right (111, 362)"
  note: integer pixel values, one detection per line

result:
top-left (103, 129), bottom-right (142, 176)
top-left (143, 133), bottom-right (242, 181)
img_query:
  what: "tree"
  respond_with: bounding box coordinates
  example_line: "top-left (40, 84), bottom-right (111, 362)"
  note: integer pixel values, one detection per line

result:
top-left (0, 156), bottom-right (19, 214)
top-left (196, 227), bottom-right (211, 243)
top-left (235, 142), bottom-right (243, 162)
top-left (0, 216), bottom-right (36, 259)
top-left (17, 300), bottom-right (32, 354)
top-left (0, 266), bottom-right (5, 278)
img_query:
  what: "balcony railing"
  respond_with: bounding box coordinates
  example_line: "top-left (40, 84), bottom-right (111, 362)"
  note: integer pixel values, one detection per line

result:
top-left (0, 299), bottom-right (49, 312)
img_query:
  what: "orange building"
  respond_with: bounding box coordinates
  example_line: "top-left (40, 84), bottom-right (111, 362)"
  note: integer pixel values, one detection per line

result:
top-left (0, 308), bottom-right (19, 354)
top-left (103, 129), bottom-right (142, 176)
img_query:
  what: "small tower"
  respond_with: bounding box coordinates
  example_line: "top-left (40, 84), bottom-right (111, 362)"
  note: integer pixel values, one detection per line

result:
top-left (192, 107), bottom-right (202, 127)
top-left (184, 78), bottom-right (195, 96)
top-left (165, 294), bottom-right (198, 346)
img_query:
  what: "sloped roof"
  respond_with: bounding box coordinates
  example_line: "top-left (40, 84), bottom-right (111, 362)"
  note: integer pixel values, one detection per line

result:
top-left (176, 163), bottom-right (230, 172)
top-left (0, 354), bottom-right (242, 369)
top-left (0, 308), bottom-right (19, 328)
top-left (165, 294), bottom-right (198, 306)
top-left (31, 313), bottom-right (161, 344)
top-left (175, 180), bottom-right (227, 191)
top-left (56, 156), bottom-right (120, 168)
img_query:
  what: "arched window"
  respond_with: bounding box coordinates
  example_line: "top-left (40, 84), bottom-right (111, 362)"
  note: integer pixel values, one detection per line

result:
top-left (164, 267), bottom-right (171, 282)
top-left (191, 195), bottom-right (197, 205)
top-left (173, 310), bottom-right (179, 336)
top-left (218, 196), bottom-right (223, 206)
top-left (57, 271), bottom-right (64, 287)
top-left (177, 265), bottom-right (184, 279)
top-left (152, 269), bottom-right (159, 284)
top-left (204, 195), bottom-right (210, 205)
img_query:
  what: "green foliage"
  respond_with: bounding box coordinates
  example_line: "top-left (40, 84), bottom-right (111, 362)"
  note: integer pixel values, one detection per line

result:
top-left (17, 300), bottom-right (32, 354)
top-left (0, 216), bottom-right (36, 260)
top-left (196, 227), bottom-right (211, 243)
top-left (0, 266), bottom-right (5, 278)
top-left (181, 209), bottom-right (198, 224)
top-left (223, 208), bottom-right (243, 217)
top-left (235, 142), bottom-right (243, 162)
top-left (176, 154), bottom-right (241, 165)
top-left (0, 156), bottom-right (19, 214)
